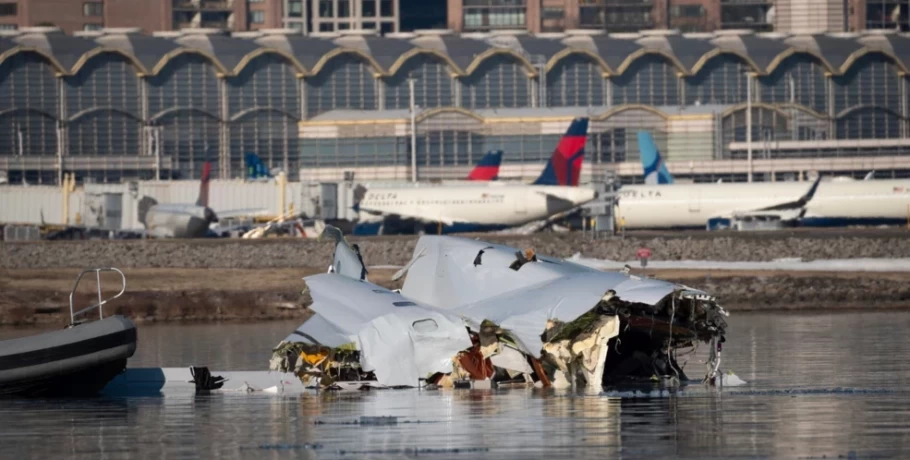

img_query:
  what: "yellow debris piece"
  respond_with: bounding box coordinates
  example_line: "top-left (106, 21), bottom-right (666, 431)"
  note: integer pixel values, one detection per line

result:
top-left (300, 350), bottom-right (329, 366)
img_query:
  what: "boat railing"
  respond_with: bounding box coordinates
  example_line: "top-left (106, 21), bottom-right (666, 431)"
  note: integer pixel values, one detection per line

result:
top-left (69, 268), bottom-right (127, 325)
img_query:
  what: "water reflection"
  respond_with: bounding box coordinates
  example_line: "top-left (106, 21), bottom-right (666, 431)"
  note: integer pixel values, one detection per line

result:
top-left (2, 312), bottom-right (910, 459)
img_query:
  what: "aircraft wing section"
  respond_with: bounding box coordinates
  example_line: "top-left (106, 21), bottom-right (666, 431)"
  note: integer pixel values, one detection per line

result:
top-left (400, 235), bottom-right (596, 310)
top-left (286, 274), bottom-right (472, 387)
top-left (214, 208), bottom-right (270, 218)
top-left (356, 206), bottom-right (460, 226)
top-left (752, 176), bottom-right (822, 213)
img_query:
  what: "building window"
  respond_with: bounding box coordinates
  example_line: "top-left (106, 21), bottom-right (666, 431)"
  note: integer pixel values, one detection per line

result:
top-left (380, 0), bottom-right (393, 16)
top-left (363, 0), bottom-right (376, 16)
top-left (83, 2), bottom-right (103, 17)
top-left (670, 5), bottom-right (705, 17)
top-left (0, 23), bottom-right (16, 30)
top-left (319, 0), bottom-right (333, 17)
top-left (319, 22), bottom-right (334, 31)
top-left (463, 0), bottom-right (526, 30)
top-left (0, 3), bottom-right (17, 16)
top-left (248, 0), bottom-right (264, 3)
top-left (542, 7), bottom-right (563, 19)
top-left (250, 10), bottom-right (264, 23)
top-left (83, 23), bottom-right (103, 31)
top-left (287, 21), bottom-right (304, 30)
top-left (339, 0), bottom-right (351, 17)
top-left (288, 0), bottom-right (303, 17)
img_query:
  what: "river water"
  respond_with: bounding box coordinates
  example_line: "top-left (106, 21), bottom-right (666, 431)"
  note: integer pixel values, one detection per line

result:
top-left (2, 311), bottom-right (910, 459)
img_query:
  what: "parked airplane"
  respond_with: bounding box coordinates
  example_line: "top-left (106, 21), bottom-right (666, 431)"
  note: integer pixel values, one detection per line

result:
top-left (466, 150), bottom-right (503, 181)
top-left (351, 118), bottom-right (595, 235)
top-left (137, 163), bottom-right (263, 238)
top-left (618, 132), bottom-right (910, 230)
top-left (638, 131), bottom-right (673, 185)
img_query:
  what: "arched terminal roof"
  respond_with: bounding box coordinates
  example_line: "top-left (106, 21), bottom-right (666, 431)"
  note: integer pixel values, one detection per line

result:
top-left (2, 28), bottom-right (910, 78)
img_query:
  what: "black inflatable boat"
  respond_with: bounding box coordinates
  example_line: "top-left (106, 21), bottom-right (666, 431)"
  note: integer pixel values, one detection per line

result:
top-left (0, 268), bottom-right (137, 397)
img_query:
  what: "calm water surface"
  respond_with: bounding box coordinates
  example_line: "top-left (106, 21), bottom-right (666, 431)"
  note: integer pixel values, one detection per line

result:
top-left (2, 312), bottom-right (910, 459)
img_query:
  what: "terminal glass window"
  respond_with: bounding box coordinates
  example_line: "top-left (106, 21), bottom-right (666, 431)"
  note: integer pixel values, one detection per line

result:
top-left (288, 0), bottom-right (303, 17)
top-left (463, 0), bottom-right (526, 31)
top-left (0, 3), bottom-right (16, 16)
top-left (83, 2), bottom-right (103, 17)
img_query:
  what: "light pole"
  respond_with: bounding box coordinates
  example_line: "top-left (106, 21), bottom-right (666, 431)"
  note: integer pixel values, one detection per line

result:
top-left (408, 77), bottom-right (418, 183)
top-left (746, 72), bottom-right (753, 183)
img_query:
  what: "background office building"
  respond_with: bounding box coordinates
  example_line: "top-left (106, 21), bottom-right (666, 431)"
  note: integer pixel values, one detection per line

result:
top-left (0, 0), bottom-right (402, 34)
top-left (448, 0), bottom-right (910, 34)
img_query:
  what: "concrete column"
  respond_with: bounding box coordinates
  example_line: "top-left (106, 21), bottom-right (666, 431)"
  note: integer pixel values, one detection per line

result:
top-left (219, 78), bottom-right (230, 179)
top-left (652, 0), bottom-right (668, 29)
top-left (393, 0), bottom-right (400, 32)
top-left (139, 77), bottom-right (149, 165)
top-left (901, 75), bottom-right (908, 138)
top-left (604, 76), bottom-right (611, 108)
top-left (268, 0), bottom-right (283, 28)
top-left (300, 78), bottom-right (308, 121)
top-left (826, 75), bottom-right (836, 138)
top-left (850, 0), bottom-right (865, 31)
top-left (57, 77), bottom-right (66, 184)
top-left (448, 0), bottom-right (464, 32)
top-left (526, 0), bottom-right (541, 33)
top-left (564, 0), bottom-right (579, 29)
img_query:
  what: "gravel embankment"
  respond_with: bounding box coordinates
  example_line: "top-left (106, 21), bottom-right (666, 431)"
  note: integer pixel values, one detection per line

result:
top-left (3, 231), bottom-right (910, 269)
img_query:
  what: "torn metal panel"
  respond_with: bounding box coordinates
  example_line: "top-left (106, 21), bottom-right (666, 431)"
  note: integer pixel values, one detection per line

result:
top-left (490, 344), bottom-right (534, 376)
top-left (400, 236), bottom-right (593, 310)
top-left (285, 312), bottom-right (352, 348)
top-left (285, 274), bottom-right (472, 387)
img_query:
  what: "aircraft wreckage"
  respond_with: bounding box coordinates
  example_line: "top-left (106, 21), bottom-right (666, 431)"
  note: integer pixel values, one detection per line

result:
top-left (270, 227), bottom-right (729, 390)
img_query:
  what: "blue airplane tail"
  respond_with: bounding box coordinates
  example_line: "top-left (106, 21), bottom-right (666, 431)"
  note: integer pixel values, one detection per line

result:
top-left (533, 117), bottom-right (589, 186)
top-left (638, 131), bottom-right (673, 185)
top-left (245, 152), bottom-right (272, 179)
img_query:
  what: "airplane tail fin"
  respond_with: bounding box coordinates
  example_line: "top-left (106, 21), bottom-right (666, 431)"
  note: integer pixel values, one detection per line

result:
top-left (466, 150), bottom-right (502, 181)
top-left (245, 152), bottom-right (272, 179)
top-left (533, 117), bottom-right (589, 186)
top-left (138, 196), bottom-right (158, 226)
top-left (196, 162), bottom-right (212, 207)
top-left (321, 224), bottom-right (369, 281)
top-left (638, 131), bottom-right (673, 185)
top-left (352, 184), bottom-right (368, 213)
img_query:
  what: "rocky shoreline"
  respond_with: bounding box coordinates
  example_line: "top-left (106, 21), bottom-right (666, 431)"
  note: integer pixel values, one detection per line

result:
top-left (3, 230), bottom-right (910, 270)
top-left (2, 231), bottom-right (909, 325)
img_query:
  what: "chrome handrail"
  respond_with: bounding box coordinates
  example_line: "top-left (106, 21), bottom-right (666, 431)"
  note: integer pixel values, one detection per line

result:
top-left (69, 268), bottom-right (127, 325)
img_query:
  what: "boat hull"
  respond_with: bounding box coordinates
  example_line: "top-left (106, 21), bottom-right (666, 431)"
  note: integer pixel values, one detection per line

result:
top-left (0, 316), bottom-right (137, 397)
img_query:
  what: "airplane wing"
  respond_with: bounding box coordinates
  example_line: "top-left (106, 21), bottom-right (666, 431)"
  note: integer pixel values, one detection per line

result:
top-left (357, 205), bottom-right (460, 226)
top-left (751, 175), bottom-right (822, 213)
top-left (214, 208), bottom-right (271, 219)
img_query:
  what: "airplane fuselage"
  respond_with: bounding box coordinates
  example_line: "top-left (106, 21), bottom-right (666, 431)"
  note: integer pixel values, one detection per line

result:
top-left (617, 179), bottom-right (910, 229)
top-left (144, 204), bottom-right (216, 238)
top-left (355, 184), bottom-right (596, 234)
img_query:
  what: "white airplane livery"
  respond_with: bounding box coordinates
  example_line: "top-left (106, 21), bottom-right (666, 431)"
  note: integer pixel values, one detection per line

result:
top-left (617, 132), bottom-right (910, 230)
top-left (353, 118), bottom-right (596, 235)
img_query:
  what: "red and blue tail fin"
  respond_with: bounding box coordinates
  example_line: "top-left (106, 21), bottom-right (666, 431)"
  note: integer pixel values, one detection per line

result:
top-left (466, 150), bottom-right (502, 181)
top-left (533, 117), bottom-right (589, 186)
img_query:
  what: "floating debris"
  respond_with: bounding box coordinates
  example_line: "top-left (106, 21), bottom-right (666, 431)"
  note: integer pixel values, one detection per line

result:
top-left (270, 226), bottom-right (729, 391)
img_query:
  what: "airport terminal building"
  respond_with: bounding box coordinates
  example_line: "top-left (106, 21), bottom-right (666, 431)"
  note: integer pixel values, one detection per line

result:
top-left (2, 26), bottom-right (910, 186)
